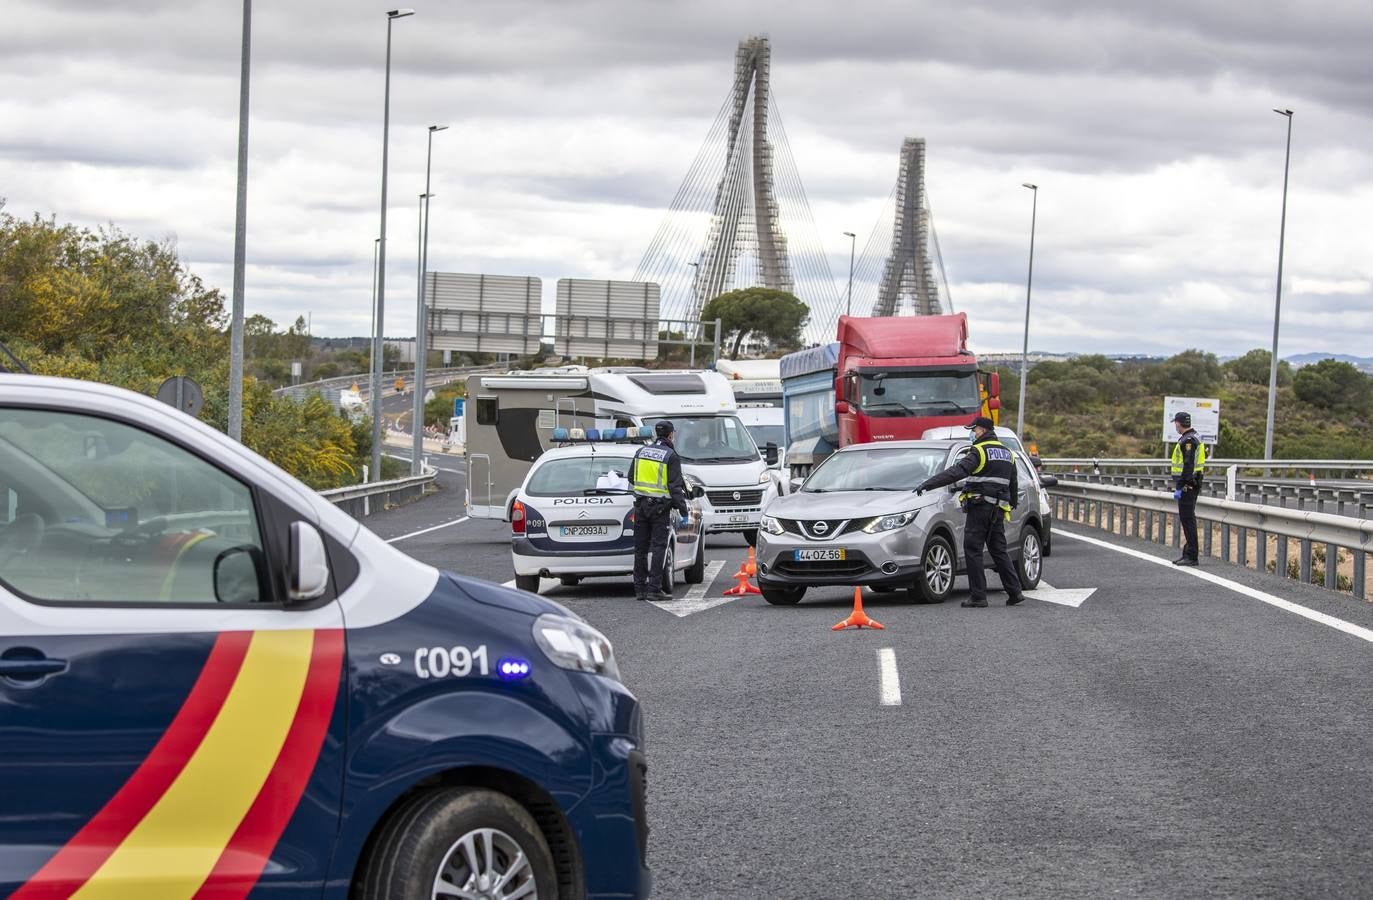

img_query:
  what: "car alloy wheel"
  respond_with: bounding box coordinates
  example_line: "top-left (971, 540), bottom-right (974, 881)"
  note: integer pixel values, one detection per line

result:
top-left (1019, 527), bottom-right (1042, 588)
top-left (924, 541), bottom-right (953, 596)
top-left (432, 826), bottom-right (538, 899)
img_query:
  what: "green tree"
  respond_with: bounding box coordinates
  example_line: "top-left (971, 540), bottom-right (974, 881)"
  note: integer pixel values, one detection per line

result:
top-left (1141, 350), bottom-right (1222, 396)
top-left (1292, 358), bottom-right (1371, 413)
top-left (1224, 348), bottom-right (1291, 387)
top-left (701, 287), bottom-right (808, 357)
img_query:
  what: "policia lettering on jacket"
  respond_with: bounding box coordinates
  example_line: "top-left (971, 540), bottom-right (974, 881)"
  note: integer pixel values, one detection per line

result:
top-left (915, 416), bottom-right (1027, 607)
top-left (1170, 411), bottom-right (1207, 567)
top-left (630, 421), bottom-right (690, 601)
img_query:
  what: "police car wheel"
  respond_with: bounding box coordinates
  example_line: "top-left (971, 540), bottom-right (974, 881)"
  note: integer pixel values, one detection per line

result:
top-left (1017, 526), bottom-right (1043, 590)
top-left (684, 538), bottom-right (705, 584)
top-left (358, 787), bottom-right (558, 900)
top-left (913, 535), bottom-right (955, 604)
top-left (514, 574), bottom-right (541, 593)
top-left (660, 544), bottom-right (675, 591)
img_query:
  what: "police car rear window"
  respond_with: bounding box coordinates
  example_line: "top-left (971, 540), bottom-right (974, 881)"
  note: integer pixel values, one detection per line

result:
top-left (526, 457), bottom-right (635, 496)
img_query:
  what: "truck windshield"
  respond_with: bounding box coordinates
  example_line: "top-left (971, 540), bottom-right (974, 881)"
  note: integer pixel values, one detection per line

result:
top-left (804, 447), bottom-right (950, 492)
top-left (860, 371), bottom-right (981, 417)
top-left (644, 416), bottom-right (758, 464)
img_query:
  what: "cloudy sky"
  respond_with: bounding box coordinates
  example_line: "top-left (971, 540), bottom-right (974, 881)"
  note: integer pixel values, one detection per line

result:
top-left (3, 0), bottom-right (1370, 356)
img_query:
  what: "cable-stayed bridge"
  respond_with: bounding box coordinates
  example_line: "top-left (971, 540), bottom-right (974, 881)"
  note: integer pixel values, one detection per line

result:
top-left (634, 37), bottom-right (952, 343)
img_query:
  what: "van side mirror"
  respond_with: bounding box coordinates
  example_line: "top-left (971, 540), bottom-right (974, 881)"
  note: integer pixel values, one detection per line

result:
top-left (288, 521), bottom-right (330, 603)
top-left (691, 484), bottom-right (706, 500)
top-left (764, 442), bottom-right (779, 467)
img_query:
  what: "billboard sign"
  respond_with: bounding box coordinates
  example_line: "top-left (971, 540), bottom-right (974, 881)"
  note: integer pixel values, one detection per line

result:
top-left (1162, 396), bottom-right (1220, 444)
top-left (426, 273), bottom-right (543, 355)
top-left (554, 278), bottom-right (660, 360)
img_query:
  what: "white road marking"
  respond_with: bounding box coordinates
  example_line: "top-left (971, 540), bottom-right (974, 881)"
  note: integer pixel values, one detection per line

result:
top-left (384, 516), bottom-right (470, 544)
top-left (501, 577), bottom-right (556, 593)
top-left (651, 561), bottom-right (730, 617)
top-left (1024, 581), bottom-right (1098, 608)
top-left (1060, 529), bottom-right (1373, 645)
top-left (877, 648), bottom-right (902, 706)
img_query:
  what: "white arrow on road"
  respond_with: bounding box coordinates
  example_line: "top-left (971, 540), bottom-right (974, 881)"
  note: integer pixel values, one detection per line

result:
top-left (651, 561), bottom-right (730, 617)
top-left (1023, 581), bottom-right (1097, 608)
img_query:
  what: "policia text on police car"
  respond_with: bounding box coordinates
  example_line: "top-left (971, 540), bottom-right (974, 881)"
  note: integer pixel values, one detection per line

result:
top-left (630, 420), bottom-right (691, 601)
top-left (914, 416), bottom-right (1028, 607)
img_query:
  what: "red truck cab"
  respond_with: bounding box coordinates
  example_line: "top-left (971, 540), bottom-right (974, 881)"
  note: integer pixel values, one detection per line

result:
top-left (833, 313), bottom-right (999, 445)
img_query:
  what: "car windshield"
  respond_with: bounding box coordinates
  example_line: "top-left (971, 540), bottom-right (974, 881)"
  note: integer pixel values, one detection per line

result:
top-left (525, 455), bottom-right (635, 496)
top-left (644, 416), bottom-right (758, 464)
top-left (860, 371), bottom-right (982, 418)
top-left (745, 424), bottom-right (784, 449)
top-left (803, 447), bottom-right (950, 492)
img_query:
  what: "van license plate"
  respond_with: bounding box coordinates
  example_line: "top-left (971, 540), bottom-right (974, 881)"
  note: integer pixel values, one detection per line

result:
top-left (794, 548), bottom-right (845, 561)
top-left (560, 525), bottom-right (609, 537)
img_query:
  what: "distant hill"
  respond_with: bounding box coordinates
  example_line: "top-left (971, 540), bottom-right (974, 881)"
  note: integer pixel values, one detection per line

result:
top-left (1284, 352), bottom-right (1373, 372)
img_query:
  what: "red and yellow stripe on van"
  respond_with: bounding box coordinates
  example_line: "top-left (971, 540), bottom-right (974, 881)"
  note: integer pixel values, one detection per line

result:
top-left (14, 628), bottom-right (344, 900)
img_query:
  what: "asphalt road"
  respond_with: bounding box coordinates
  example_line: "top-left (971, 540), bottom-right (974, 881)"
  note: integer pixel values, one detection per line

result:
top-left (359, 485), bottom-right (1373, 899)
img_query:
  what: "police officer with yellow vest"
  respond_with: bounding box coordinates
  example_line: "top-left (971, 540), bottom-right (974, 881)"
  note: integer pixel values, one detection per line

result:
top-left (1171, 411), bottom-right (1206, 567)
top-left (631, 420), bottom-right (690, 601)
top-left (914, 416), bottom-right (1026, 607)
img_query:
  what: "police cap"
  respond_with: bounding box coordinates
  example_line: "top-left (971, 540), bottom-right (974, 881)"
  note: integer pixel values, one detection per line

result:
top-left (1173, 411), bottom-right (1192, 426)
top-left (654, 420), bottom-right (675, 437)
top-left (966, 415), bottom-right (996, 432)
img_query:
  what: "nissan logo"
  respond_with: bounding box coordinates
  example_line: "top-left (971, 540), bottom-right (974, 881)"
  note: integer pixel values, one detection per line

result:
top-left (732, 491), bottom-right (741, 501)
top-left (813, 521), bottom-right (829, 535)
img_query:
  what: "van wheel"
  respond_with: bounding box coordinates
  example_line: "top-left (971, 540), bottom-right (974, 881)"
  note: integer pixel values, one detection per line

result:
top-left (741, 529), bottom-right (758, 548)
top-left (684, 539), bottom-right (705, 584)
top-left (356, 787), bottom-right (557, 900)
top-left (761, 585), bottom-right (805, 605)
top-left (1017, 526), bottom-right (1043, 590)
top-left (912, 535), bottom-right (955, 604)
top-left (514, 574), bottom-right (541, 593)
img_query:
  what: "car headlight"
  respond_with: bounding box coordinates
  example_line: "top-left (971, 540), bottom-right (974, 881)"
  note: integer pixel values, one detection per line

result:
top-left (760, 514), bottom-right (785, 536)
top-left (862, 509), bottom-right (920, 534)
top-left (532, 614), bottom-right (620, 680)
top-left (757, 470), bottom-right (773, 484)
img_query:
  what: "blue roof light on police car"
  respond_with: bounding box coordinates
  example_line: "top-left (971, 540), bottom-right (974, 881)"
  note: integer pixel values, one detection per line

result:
top-left (552, 427), bottom-right (569, 441)
top-left (497, 657), bottom-right (532, 681)
top-left (637, 426), bottom-right (653, 439)
top-left (612, 427), bottom-right (627, 440)
top-left (585, 428), bottom-right (601, 441)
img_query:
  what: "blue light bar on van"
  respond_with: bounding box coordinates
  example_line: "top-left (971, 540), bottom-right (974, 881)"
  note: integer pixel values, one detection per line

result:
top-left (498, 657), bottom-right (532, 680)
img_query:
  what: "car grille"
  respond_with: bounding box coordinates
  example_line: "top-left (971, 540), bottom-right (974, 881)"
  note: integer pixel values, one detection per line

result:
top-left (779, 518), bottom-right (876, 539)
top-left (707, 488), bottom-right (764, 507)
top-left (773, 557), bottom-right (874, 578)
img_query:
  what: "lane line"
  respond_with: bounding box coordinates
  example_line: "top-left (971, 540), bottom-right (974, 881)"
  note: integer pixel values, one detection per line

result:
top-left (384, 516), bottom-right (470, 544)
top-left (1023, 580), bottom-right (1098, 608)
top-left (877, 648), bottom-right (902, 706)
top-left (651, 561), bottom-right (729, 617)
top-left (1059, 529), bottom-right (1373, 645)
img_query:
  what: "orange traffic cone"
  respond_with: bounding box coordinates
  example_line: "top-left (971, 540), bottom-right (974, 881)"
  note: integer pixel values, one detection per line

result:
top-left (744, 546), bottom-right (758, 577)
top-left (723, 551), bottom-right (762, 596)
top-left (832, 586), bottom-right (884, 631)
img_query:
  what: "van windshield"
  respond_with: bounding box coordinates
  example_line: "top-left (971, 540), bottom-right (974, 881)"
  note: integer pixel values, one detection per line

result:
top-left (644, 416), bottom-right (758, 464)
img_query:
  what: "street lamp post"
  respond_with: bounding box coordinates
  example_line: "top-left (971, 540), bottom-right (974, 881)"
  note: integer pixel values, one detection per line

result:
top-left (843, 232), bottom-right (856, 317)
top-left (227, 0), bottom-right (252, 441)
top-left (1017, 183), bottom-right (1038, 437)
top-left (369, 237), bottom-right (380, 396)
top-left (371, 8), bottom-right (414, 483)
top-left (1264, 109), bottom-right (1294, 462)
top-left (412, 125), bottom-right (447, 474)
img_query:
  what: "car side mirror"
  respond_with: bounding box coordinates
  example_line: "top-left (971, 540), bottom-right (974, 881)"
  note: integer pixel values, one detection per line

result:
top-left (288, 521), bottom-right (331, 603)
top-left (764, 442), bottom-right (779, 467)
top-left (691, 484), bottom-right (706, 499)
top-left (789, 476), bottom-right (804, 493)
top-left (213, 546), bottom-right (265, 604)
top-left (1039, 474), bottom-right (1059, 488)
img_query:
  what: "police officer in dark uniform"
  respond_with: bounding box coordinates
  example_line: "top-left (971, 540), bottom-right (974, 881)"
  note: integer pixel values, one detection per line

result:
top-left (631, 421), bottom-right (690, 601)
top-left (1171, 411), bottom-right (1206, 567)
top-left (914, 416), bottom-right (1026, 607)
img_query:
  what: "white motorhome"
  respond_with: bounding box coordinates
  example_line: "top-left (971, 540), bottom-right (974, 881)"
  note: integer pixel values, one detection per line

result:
top-left (464, 369), bottom-right (778, 542)
top-left (717, 359), bottom-right (786, 491)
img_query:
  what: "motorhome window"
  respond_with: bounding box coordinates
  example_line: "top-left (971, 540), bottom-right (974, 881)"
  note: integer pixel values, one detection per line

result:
top-left (645, 416), bottom-right (757, 464)
top-left (628, 374), bottom-right (706, 395)
top-left (476, 397), bottom-right (498, 425)
top-left (525, 456), bottom-right (634, 496)
top-left (859, 371), bottom-right (981, 417)
top-left (804, 447), bottom-right (948, 492)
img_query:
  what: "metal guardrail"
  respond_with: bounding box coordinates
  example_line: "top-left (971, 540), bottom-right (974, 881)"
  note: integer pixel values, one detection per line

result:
top-left (1049, 481), bottom-right (1373, 599)
top-left (1044, 457), bottom-right (1373, 474)
top-left (320, 465), bottom-right (437, 518)
top-left (273, 366), bottom-right (476, 400)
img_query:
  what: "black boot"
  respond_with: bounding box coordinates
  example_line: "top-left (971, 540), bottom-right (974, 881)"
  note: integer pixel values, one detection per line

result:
top-left (961, 598), bottom-right (988, 608)
top-left (1173, 557), bottom-right (1198, 567)
top-left (1006, 594), bottom-right (1026, 606)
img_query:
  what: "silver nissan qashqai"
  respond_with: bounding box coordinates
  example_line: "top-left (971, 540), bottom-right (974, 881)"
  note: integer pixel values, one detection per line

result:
top-left (755, 439), bottom-right (1045, 605)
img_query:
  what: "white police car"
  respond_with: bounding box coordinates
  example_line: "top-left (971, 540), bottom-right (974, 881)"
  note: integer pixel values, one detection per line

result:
top-left (511, 427), bottom-right (707, 593)
top-left (0, 376), bottom-right (650, 898)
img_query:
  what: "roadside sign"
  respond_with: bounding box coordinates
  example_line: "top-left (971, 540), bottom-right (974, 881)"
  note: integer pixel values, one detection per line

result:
top-left (156, 376), bottom-right (204, 417)
top-left (1163, 396), bottom-right (1219, 444)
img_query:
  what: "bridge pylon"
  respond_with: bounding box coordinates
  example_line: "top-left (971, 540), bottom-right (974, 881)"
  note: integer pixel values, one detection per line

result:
top-left (873, 137), bottom-right (945, 317)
